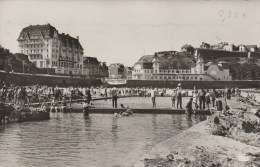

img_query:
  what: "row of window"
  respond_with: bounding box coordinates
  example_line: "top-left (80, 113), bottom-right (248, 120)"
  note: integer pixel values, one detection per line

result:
top-left (134, 69), bottom-right (192, 74)
top-left (153, 75), bottom-right (201, 80)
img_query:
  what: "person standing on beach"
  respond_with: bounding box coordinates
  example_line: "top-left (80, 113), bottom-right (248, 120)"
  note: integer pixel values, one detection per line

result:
top-left (171, 89), bottom-right (177, 109)
top-left (151, 87), bottom-right (156, 109)
top-left (176, 83), bottom-right (182, 109)
top-left (112, 87), bottom-right (118, 108)
top-left (198, 88), bottom-right (206, 110)
top-left (85, 88), bottom-right (91, 104)
top-left (205, 90), bottom-right (211, 110)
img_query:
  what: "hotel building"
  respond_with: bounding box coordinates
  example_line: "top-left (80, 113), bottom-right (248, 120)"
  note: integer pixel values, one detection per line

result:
top-left (17, 24), bottom-right (84, 75)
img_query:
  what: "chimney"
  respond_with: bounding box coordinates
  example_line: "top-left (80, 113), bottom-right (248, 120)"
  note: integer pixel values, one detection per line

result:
top-left (76, 36), bottom-right (79, 40)
top-left (66, 34), bottom-right (69, 36)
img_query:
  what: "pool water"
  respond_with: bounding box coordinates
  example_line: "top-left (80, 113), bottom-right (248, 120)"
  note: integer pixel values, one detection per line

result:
top-left (0, 113), bottom-right (205, 167)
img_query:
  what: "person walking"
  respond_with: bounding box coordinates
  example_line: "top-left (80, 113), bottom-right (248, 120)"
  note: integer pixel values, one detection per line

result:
top-left (176, 83), bottom-right (182, 109)
top-left (112, 87), bottom-right (118, 108)
top-left (150, 87), bottom-right (156, 109)
top-left (171, 89), bottom-right (177, 109)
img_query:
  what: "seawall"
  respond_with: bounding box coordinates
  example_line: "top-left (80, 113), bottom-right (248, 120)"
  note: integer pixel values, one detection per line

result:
top-left (0, 71), bottom-right (101, 87)
top-left (126, 79), bottom-right (260, 89)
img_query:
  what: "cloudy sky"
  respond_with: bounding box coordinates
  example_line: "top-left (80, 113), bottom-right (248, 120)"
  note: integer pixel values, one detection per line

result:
top-left (0, 0), bottom-right (259, 66)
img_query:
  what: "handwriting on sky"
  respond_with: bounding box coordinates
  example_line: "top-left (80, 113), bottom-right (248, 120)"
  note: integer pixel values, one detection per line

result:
top-left (218, 10), bottom-right (247, 22)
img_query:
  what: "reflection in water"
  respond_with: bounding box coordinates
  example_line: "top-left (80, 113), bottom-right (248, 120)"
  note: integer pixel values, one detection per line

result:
top-left (0, 113), bottom-right (205, 167)
top-left (111, 117), bottom-right (118, 144)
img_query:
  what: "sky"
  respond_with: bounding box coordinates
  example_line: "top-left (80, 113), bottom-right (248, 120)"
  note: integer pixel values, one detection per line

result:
top-left (0, 0), bottom-right (260, 66)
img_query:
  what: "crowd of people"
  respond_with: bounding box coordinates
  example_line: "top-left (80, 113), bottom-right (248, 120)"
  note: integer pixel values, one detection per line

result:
top-left (0, 80), bottom-right (248, 115)
top-left (149, 83), bottom-right (242, 115)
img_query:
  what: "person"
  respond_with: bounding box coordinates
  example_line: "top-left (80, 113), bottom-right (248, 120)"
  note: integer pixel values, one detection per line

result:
top-left (198, 89), bottom-right (206, 110)
top-left (150, 87), bottom-right (156, 109)
top-left (50, 97), bottom-right (59, 112)
top-left (215, 98), bottom-right (223, 111)
top-left (27, 87), bottom-right (33, 107)
top-left (192, 88), bottom-right (198, 108)
top-left (227, 87), bottom-right (231, 100)
top-left (176, 83), bottom-right (182, 109)
top-left (85, 88), bottom-right (91, 104)
top-left (60, 96), bottom-right (67, 112)
top-left (211, 88), bottom-right (217, 107)
top-left (83, 99), bottom-right (90, 116)
top-left (205, 90), bottom-right (211, 110)
top-left (171, 89), bottom-right (177, 109)
top-left (185, 98), bottom-right (193, 116)
top-left (111, 87), bottom-right (118, 108)
top-left (41, 98), bottom-right (48, 110)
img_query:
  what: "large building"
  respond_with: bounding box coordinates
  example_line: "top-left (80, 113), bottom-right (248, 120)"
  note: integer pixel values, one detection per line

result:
top-left (82, 56), bottom-right (108, 78)
top-left (108, 63), bottom-right (125, 79)
top-left (17, 24), bottom-right (84, 75)
top-left (132, 52), bottom-right (232, 81)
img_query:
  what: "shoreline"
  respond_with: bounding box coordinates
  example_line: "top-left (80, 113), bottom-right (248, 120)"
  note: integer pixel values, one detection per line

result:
top-left (134, 96), bottom-right (260, 167)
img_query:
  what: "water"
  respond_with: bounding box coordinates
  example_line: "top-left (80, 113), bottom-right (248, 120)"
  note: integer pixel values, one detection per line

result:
top-left (0, 113), bottom-right (205, 167)
top-left (75, 96), bottom-right (191, 109)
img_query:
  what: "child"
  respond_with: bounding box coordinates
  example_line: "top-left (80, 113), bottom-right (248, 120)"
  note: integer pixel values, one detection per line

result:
top-left (171, 89), bottom-right (177, 109)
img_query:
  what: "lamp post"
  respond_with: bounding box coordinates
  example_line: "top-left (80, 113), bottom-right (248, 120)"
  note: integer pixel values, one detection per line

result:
top-left (22, 60), bottom-right (25, 73)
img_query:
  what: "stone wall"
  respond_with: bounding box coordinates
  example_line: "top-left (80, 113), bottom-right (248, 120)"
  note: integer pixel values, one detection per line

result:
top-left (0, 72), bottom-right (101, 87)
top-left (126, 79), bottom-right (260, 89)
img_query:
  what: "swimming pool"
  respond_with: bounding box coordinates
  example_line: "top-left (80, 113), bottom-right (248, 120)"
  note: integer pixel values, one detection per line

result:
top-left (0, 113), bottom-right (205, 167)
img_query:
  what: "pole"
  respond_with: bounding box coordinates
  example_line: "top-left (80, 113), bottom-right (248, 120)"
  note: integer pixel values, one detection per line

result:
top-left (22, 61), bottom-right (24, 73)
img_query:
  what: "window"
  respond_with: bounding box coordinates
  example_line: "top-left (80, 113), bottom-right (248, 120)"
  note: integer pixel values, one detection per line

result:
top-left (176, 70), bottom-right (179, 73)
top-left (40, 61), bottom-right (43, 67)
top-left (160, 76), bottom-right (162, 79)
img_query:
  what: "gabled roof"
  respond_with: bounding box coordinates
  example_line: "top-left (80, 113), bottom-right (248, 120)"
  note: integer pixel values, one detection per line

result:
top-left (18, 24), bottom-right (83, 50)
top-left (83, 57), bottom-right (99, 65)
top-left (59, 33), bottom-right (83, 49)
top-left (18, 24), bottom-right (57, 40)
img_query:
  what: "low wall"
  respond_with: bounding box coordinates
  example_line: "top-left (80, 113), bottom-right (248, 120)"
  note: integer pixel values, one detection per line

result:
top-left (0, 72), bottom-right (101, 87)
top-left (126, 80), bottom-right (260, 89)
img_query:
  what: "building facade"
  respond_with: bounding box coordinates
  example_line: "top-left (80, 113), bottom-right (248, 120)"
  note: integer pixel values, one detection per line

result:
top-left (82, 56), bottom-right (108, 78)
top-left (132, 53), bottom-right (232, 81)
top-left (17, 24), bottom-right (84, 75)
top-left (108, 63), bottom-right (125, 79)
